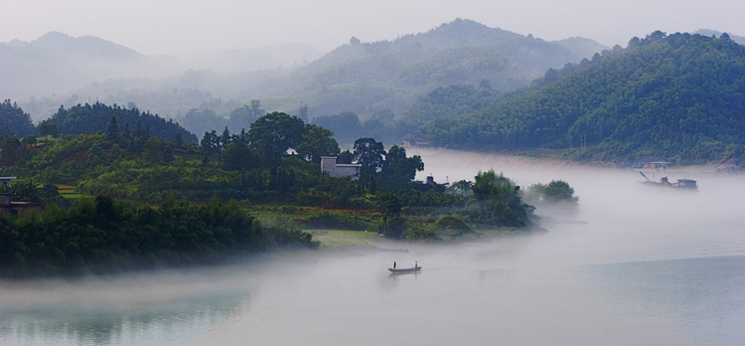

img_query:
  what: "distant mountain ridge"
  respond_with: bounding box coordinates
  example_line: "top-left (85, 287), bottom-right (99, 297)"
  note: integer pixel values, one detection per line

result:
top-left (242, 19), bottom-right (605, 118)
top-left (182, 43), bottom-right (324, 73)
top-left (6, 20), bottom-right (609, 135)
top-left (0, 32), bottom-right (183, 101)
top-left (0, 32), bottom-right (325, 104)
top-left (30, 31), bottom-right (142, 61)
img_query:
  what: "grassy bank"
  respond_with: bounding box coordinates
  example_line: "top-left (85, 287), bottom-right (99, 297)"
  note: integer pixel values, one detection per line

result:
top-left (307, 230), bottom-right (382, 249)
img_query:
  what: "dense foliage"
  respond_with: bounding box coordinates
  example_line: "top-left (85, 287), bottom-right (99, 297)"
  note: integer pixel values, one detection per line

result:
top-left (401, 84), bottom-right (505, 126)
top-left (524, 180), bottom-right (579, 205)
top-left (40, 102), bottom-right (197, 143)
top-left (0, 107), bottom-right (429, 209)
top-left (420, 32), bottom-right (745, 164)
top-left (0, 100), bottom-right (36, 137)
top-left (470, 170), bottom-right (533, 227)
top-left (0, 195), bottom-right (316, 277)
top-left (0, 102), bottom-right (539, 267)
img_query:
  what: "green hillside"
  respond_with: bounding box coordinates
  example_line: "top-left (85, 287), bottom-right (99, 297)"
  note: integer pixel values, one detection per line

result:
top-left (420, 31), bottom-right (745, 164)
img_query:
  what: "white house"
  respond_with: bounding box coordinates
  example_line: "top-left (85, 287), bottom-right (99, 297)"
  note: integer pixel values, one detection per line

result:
top-left (0, 177), bottom-right (16, 186)
top-left (321, 157), bottom-right (362, 180)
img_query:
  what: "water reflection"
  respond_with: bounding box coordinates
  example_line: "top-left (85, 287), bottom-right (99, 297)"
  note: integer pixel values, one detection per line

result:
top-left (0, 290), bottom-right (248, 346)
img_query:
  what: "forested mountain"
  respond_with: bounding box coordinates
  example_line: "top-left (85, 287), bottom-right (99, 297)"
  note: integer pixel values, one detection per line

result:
top-left (41, 102), bottom-right (197, 143)
top-left (239, 19), bottom-right (600, 118)
top-left (420, 32), bottom-right (745, 164)
top-left (0, 32), bottom-right (182, 100)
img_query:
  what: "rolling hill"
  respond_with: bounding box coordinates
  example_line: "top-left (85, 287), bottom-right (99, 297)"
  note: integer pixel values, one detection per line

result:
top-left (238, 19), bottom-right (603, 118)
top-left (6, 20), bottom-right (607, 140)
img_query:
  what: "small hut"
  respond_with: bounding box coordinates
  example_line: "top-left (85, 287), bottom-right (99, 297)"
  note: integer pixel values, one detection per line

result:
top-left (639, 156), bottom-right (671, 169)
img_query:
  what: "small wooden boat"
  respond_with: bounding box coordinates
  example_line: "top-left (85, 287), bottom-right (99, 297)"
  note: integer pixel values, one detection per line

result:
top-left (388, 266), bottom-right (422, 273)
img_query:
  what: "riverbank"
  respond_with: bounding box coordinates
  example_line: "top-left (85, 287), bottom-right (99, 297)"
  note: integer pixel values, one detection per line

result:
top-left (307, 228), bottom-right (535, 251)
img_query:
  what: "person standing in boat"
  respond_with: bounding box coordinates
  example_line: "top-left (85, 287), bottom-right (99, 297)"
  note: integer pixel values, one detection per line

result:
top-left (415, 261), bottom-right (418, 268)
top-left (393, 261), bottom-right (396, 269)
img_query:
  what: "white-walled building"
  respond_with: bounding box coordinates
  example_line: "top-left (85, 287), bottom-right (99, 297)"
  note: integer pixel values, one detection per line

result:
top-left (321, 157), bottom-right (361, 180)
top-left (0, 177), bottom-right (16, 186)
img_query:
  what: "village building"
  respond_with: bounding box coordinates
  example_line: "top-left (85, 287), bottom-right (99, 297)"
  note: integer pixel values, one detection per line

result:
top-left (0, 177), bottom-right (42, 216)
top-left (320, 156), bottom-right (362, 180)
top-left (0, 193), bottom-right (42, 216)
top-left (715, 162), bottom-right (739, 172)
top-left (638, 156), bottom-right (672, 169)
top-left (400, 134), bottom-right (430, 148)
top-left (0, 176), bottom-right (16, 186)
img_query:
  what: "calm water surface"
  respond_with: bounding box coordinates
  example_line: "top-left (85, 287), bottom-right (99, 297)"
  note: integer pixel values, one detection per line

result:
top-left (2, 150), bottom-right (744, 346)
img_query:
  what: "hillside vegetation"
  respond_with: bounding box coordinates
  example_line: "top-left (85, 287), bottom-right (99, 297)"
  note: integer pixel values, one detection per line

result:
top-left (1, 104), bottom-right (537, 239)
top-left (420, 31), bottom-right (745, 164)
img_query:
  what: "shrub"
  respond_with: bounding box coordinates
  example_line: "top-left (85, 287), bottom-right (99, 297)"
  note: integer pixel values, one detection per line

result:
top-left (434, 215), bottom-right (472, 237)
top-left (301, 210), bottom-right (372, 230)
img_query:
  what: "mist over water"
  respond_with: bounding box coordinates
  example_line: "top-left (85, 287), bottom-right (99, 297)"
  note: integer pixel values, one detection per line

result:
top-left (2, 149), bottom-right (744, 346)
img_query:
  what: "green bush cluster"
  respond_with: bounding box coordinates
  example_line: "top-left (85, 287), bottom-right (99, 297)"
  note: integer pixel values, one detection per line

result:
top-left (0, 195), bottom-right (315, 277)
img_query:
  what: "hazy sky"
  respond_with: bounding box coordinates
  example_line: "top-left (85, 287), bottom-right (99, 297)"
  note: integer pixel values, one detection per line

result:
top-left (3, 0), bottom-right (744, 56)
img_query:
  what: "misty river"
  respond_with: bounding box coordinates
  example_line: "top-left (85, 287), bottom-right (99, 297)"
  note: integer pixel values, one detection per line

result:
top-left (1, 149), bottom-right (744, 346)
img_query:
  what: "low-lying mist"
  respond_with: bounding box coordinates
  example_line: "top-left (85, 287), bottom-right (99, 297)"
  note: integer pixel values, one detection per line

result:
top-left (2, 149), bottom-right (744, 346)
top-left (412, 148), bottom-right (745, 262)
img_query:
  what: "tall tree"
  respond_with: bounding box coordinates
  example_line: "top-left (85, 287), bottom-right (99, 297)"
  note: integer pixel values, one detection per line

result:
top-left (248, 112), bottom-right (306, 166)
top-left (337, 150), bottom-right (354, 164)
top-left (107, 116), bottom-right (119, 141)
top-left (219, 142), bottom-right (261, 171)
top-left (353, 138), bottom-right (386, 174)
top-left (296, 125), bottom-right (340, 163)
top-left (381, 145), bottom-right (424, 181)
top-left (471, 170), bottom-right (532, 227)
top-left (0, 136), bottom-right (25, 166)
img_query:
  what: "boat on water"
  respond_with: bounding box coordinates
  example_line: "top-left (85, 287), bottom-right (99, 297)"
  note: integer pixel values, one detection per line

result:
top-left (639, 172), bottom-right (697, 190)
top-left (388, 266), bottom-right (422, 273)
